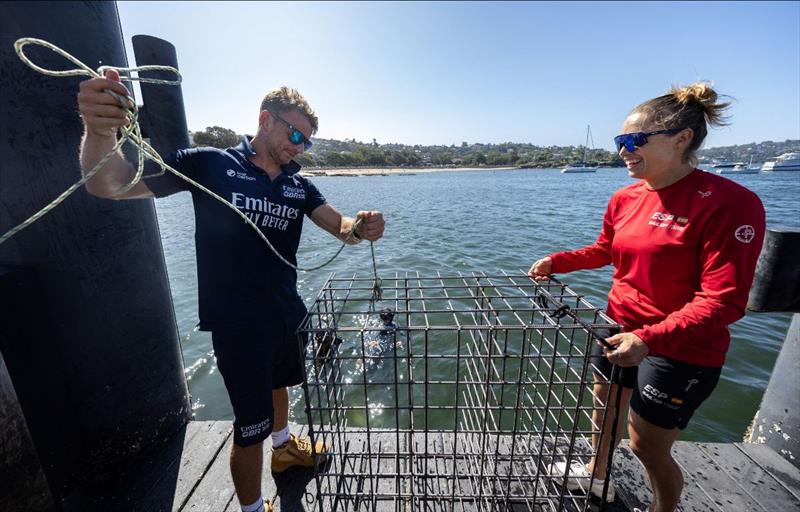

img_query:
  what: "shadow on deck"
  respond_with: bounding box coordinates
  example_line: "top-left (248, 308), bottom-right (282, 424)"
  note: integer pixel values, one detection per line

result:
top-left (62, 421), bottom-right (800, 511)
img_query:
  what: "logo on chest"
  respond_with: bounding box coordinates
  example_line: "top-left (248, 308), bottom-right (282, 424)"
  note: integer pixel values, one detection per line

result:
top-left (648, 211), bottom-right (688, 232)
top-left (282, 185), bottom-right (306, 200)
top-left (226, 168), bottom-right (256, 181)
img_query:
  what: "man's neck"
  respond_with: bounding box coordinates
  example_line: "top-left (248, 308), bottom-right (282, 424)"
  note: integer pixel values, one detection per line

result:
top-left (248, 137), bottom-right (282, 179)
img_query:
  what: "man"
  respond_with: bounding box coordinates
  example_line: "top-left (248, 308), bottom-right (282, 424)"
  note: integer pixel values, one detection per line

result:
top-left (77, 70), bottom-right (385, 512)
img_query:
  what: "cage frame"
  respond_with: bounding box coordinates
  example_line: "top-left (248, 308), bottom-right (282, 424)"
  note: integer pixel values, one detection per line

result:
top-left (298, 271), bottom-right (623, 512)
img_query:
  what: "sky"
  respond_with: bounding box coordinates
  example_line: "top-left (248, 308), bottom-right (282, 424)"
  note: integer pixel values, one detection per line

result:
top-left (117, 1), bottom-right (800, 151)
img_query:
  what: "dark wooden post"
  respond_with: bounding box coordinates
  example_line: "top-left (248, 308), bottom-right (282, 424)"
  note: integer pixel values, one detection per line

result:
top-left (747, 229), bottom-right (800, 469)
top-left (0, 0), bottom-right (191, 499)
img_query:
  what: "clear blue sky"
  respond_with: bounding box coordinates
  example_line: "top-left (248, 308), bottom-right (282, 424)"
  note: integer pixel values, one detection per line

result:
top-left (118, 1), bottom-right (800, 150)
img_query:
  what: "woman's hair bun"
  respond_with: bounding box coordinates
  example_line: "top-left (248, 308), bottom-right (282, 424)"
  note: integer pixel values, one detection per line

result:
top-left (670, 81), bottom-right (730, 126)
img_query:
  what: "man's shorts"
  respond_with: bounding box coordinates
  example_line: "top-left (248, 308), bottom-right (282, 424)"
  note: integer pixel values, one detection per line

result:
top-left (588, 328), bottom-right (721, 430)
top-left (211, 306), bottom-right (309, 447)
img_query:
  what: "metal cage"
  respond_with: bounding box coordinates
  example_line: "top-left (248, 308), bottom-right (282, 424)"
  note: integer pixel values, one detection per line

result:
top-left (299, 272), bottom-right (621, 512)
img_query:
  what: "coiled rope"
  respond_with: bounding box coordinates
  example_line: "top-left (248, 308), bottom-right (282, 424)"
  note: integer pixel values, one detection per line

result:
top-left (3, 38), bottom-right (382, 298)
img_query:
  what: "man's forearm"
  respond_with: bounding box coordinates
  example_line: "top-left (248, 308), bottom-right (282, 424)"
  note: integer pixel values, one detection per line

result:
top-left (79, 131), bottom-right (151, 199)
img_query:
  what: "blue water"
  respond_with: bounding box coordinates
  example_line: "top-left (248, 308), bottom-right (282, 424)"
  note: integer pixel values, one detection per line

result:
top-left (155, 168), bottom-right (797, 442)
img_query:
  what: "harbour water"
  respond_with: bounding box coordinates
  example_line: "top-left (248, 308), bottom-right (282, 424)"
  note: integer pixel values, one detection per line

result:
top-left (155, 168), bottom-right (797, 443)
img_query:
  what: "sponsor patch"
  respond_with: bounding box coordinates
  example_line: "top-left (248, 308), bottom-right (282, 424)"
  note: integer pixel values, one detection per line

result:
top-left (240, 417), bottom-right (271, 438)
top-left (282, 185), bottom-right (306, 199)
top-left (735, 225), bottom-right (755, 243)
top-left (648, 211), bottom-right (687, 232)
top-left (226, 169), bottom-right (256, 181)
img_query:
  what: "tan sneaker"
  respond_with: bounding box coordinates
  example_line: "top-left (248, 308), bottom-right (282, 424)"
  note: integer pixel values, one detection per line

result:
top-left (270, 433), bottom-right (328, 473)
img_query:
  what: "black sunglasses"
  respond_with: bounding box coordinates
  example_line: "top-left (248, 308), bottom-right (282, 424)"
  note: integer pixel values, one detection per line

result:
top-left (271, 112), bottom-right (313, 150)
top-left (614, 128), bottom-right (685, 153)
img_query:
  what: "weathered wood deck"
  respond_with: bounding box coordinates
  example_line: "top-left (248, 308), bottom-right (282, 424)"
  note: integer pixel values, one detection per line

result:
top-left (63, 420), bottom-right (800, 512)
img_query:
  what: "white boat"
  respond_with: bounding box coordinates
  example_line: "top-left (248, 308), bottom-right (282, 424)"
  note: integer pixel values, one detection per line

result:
top-left (710, 159), bottom-right (745, 172)
top-left (562, 125), bottom-right (598, 173)
top-left (718, 156), bottom-right (760, 175)
top-left (762, 152), bottom-right (800, 172)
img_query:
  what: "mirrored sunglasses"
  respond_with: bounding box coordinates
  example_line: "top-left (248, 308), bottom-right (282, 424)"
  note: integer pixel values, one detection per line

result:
top-left (272, 112), bottom-right (313, 150)
top-left (614, 128), bottom-right (684, 153)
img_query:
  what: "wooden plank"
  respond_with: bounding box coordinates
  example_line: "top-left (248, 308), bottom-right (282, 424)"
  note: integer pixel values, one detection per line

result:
top-left (169, 421), bottom-right (234, 510)
top-left (698, 443), bottom-right (799, 510)
top-left (736, 443), bottom-right (800, 499)
top-left (63, 423), bottom-right (194, 512)
top-left (124, 420), bottom-right (232, 512)
top-left (181, 434), bottom-right (237, 511)
top-left (672, 441), bottom-right (763, 511)
top-left (611, 443), bottom-right (653, 512)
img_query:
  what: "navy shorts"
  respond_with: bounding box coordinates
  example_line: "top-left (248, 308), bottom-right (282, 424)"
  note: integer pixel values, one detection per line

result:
top-left (588, 329), bottom-right (721, 430)
top-left (211, 306), bottom-right (309, 447)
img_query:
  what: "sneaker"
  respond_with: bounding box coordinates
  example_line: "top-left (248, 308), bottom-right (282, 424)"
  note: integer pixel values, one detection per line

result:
top-left (270, 433), bottom-right (329, 473)
top-left (551, 461), bottom-right (616, 503)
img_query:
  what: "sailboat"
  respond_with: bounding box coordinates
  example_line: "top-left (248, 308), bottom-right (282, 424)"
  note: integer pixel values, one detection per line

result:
top-left (562, 125), bottom-right (598, 173)
top-left (720, 155), bottom-right (760, 175)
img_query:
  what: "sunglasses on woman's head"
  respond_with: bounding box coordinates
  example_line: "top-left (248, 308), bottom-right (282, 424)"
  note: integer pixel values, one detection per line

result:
top-left (271, 112), bottom-right (313, 150)
top-left (613, 128), bottom-right (684, 153)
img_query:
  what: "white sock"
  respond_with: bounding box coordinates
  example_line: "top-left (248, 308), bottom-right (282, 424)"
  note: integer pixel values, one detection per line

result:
top-left (241, 495), bottom-right (265, 512)
top-left (272, 426), bottom-right (290, 447)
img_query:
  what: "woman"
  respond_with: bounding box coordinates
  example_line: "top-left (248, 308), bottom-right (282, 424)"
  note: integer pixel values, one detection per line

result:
top-left (529, 82), bottom-right (765, 512)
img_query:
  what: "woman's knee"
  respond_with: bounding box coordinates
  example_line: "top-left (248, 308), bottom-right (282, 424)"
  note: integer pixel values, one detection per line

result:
top-left (628, 435), bottom-right (674, 467)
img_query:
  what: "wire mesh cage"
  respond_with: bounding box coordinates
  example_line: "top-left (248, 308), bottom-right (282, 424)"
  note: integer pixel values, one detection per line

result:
top-left (299, 272), bottom-right (622, 512)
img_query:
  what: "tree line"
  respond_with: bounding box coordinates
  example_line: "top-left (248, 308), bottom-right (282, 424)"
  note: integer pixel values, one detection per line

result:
top-left (190, 126), bottom-right (798, 169)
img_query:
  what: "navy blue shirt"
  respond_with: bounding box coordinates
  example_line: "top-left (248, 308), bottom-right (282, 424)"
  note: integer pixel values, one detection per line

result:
top-left (145, 138), bottom-right (326, 330)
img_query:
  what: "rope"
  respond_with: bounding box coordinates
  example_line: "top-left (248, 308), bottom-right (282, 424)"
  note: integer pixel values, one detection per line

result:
top-left (2, 38), bottom-right (382, 288)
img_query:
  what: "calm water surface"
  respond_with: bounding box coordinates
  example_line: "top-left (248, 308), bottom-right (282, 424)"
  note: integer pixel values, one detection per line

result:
top-left (155, 168), bottom-right (797, 442)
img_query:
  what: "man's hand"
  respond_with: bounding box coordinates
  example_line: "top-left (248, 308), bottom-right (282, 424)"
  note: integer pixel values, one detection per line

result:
top-left (602, 332), bottom-right (649, 367)
top-left (78, 68), bottom-right (132, 138)
top-left (355, 211), bottom-right (385, 241)
top-left (528, 257), bottom-right (553, 281)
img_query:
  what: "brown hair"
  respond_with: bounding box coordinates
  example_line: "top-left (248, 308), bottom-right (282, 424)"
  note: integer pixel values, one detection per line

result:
top-left (260, 86), bottom-right (319, 135)
top-left (631, 81), bottom-right (732, 166)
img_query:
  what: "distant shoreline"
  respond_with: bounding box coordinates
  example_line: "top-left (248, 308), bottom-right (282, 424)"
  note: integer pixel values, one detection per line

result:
top-left (301, 165), bottom-right (624, 177)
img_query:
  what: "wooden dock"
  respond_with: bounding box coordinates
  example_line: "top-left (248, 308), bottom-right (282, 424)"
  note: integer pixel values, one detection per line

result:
top-left (62, 421), bottom-right (800, 512)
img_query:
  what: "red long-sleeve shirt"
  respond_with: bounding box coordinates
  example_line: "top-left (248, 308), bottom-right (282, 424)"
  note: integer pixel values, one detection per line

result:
top-left (549, 169), bottom-right (766, 367)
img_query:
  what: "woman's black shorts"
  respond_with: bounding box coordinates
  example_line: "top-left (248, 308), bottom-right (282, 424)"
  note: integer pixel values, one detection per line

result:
top-left (589, 328), bottom-right (721, 430)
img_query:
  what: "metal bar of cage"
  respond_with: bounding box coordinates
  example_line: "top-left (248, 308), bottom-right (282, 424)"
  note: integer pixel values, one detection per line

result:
top-left (299, 272), bottom-right (622, 512)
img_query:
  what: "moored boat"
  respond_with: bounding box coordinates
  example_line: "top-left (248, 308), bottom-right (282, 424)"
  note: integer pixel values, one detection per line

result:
top-left (562, 125), bottom-right (598, 173)
top-left (762, 152), bottom-right (800, 172)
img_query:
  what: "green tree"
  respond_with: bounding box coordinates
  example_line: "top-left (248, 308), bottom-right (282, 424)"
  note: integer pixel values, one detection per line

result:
top-left (192, 126), bottom-right (240, 148)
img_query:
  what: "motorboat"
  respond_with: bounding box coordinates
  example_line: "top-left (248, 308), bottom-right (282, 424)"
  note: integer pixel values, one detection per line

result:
top-left (762, 152), bottom-right (800, 172)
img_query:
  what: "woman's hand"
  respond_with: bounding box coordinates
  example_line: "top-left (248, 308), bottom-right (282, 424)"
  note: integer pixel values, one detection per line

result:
top-left (602, 332), bottom-right (649, 367)
top-left (528, 257), bottom-right (553, 281)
